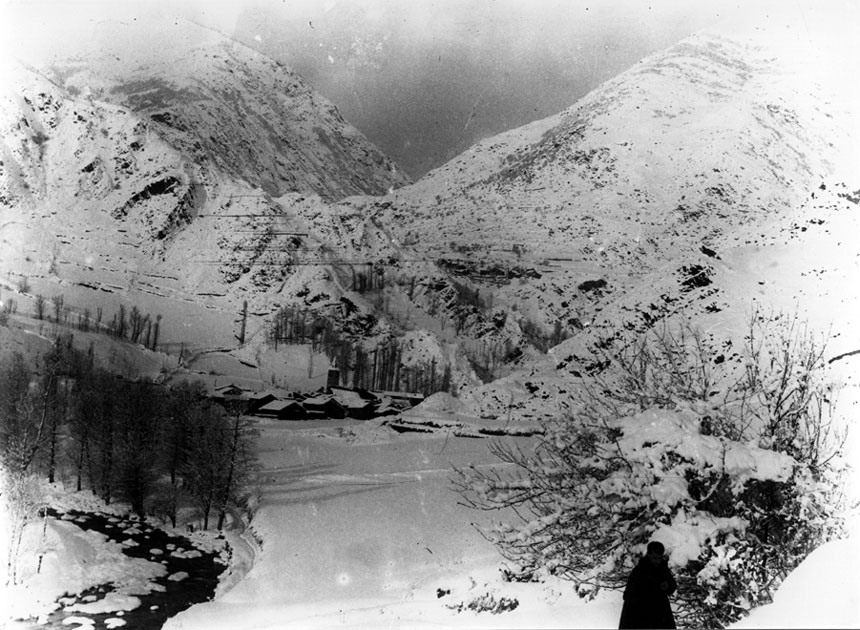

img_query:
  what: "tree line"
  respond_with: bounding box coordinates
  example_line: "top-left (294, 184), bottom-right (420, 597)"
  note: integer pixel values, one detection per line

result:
top-left (333, 339), bottom-right (453, 395)
top-left (267, 304), bottom-right (452, 395)
top-left (0, 335), bottom-right (255, 584)
top-left (28, 293), bottom-right (163, 351)
top-left (1, 280), bottom-right (163, 352)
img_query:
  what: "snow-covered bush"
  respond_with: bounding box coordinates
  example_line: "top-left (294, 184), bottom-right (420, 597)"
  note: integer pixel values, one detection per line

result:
top-left (446, 592), bottom-right (520, 615)
top-left (453, 313), bottom-right (848, 628)
top-left (1, 470), bottom-right (46, 585)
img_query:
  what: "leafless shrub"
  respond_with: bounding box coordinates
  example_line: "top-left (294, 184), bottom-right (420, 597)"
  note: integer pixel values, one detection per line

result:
top-left (453, 310), bottom-right (848, 628)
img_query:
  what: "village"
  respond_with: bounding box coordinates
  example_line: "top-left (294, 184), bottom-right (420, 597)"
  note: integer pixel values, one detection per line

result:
top-left (210, 368), bottom-right (425, 422)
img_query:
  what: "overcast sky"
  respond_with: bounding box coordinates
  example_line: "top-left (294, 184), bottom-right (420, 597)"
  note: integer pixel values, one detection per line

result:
top-left (3, 0), bottom-right (843, 179)
top-left (224, 0), bottom-right (749, 178)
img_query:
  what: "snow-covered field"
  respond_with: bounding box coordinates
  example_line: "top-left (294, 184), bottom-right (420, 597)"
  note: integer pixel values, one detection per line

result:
top-left (163, 419), bottom-right (623, 629)
top-left (4, 413), bottom-right (858, 629)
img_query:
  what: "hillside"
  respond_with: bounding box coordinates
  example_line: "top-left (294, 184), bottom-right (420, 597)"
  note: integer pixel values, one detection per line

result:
top-left (0, 10), bottom-right (856, 409)
top-left (343, 14), bottom-right (860, 420)
top-left (17, 16), bottom-right (410, 201)
top-left (370, 23), bottom-right (854, 329)
top-left (0, 17), bottom-right (413, 390)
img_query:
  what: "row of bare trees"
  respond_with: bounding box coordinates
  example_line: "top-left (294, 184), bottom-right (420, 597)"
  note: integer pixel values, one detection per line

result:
top-left (2, 283), bottom-right (164, 353)
top-left (268, 305), bottom-right (454, 395)
top-left (29, 295), bottom-right (163, 351)
top-left (333, 340), bottom-right (453, 395)
top-left (0, 336), bottom-right (255, 584)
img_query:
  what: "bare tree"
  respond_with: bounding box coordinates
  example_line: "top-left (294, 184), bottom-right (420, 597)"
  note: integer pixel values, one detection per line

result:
top-left (27, 335), bottom-right (89, 484)
top-left (51, 294), bottom-right (64, 324)
top-left (128, 306), bottom-right (148, 343)
top-left (215, 398), bottom-right (256, 530)
top-left (33, 294), bottom-right (46, 321)
top-left (151, 314), bottom-right (162, 350)
top-left (236, 300), bottom-right (248, 345)
top-left (113, 379), bottom-right (164, 517)
top-left (79, 308), bottom-right (91, 333)
top-left (0, 353), bottom-right (47, 585)
top-left (0, 354), bottom-right (38, 471)
top-left (454, 312), bottom-right (847, 628)
top-left (84, 370), bottom-right (120, 504)
top-left (67, 346), bottom-right (97, 492)
top-left (115, 304), bottom-right (127, 339)
top-left (2, 470), bottom-right (46, 585)
top-left (182, 403), bottom-right (230, 530)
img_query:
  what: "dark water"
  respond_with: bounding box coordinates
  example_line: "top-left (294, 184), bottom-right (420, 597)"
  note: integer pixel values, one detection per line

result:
top-left (22, 510), bottom-right (227, 629)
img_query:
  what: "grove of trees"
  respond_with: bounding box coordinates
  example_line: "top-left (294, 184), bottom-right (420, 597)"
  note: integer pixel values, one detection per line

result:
top-left (24, 292), bottom-right (163, 351)
top-left (0, 334), bottom-right (256, 584)
top-left (267, 304), bottom-right (453, 395)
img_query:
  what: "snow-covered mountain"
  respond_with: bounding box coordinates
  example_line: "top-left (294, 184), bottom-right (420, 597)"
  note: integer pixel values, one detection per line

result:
top-left (369, 22), bottom-right (853, 336)
top-left (340, 14), bottom-right (859, 419)
top-left (0, 11), bottom-right (856, 411)
top-left (32, 17), bottom-right (409, 200)
top-left (2, 8), bottom-right (859, 630)
top-left (0, 17), bottom-right (410, 382)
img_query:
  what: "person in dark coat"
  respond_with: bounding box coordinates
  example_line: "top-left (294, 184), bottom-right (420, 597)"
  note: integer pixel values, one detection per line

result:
top-left (619, 541), bottom-right (677, 629)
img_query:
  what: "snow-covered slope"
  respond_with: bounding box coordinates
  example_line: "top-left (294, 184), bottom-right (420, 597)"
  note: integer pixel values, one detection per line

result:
top-left (370, 20), bottom-right (855, 332)
top-left (1, 9), bottom-right (856, 402)
top-left (0, 16), bottom-right (410, 387)
top-left (24, 16), bottom-right (410, 201)
top-left (729, 537), bottom-right (860, 629)
top-left (346, 11), bottom-right (860, 421)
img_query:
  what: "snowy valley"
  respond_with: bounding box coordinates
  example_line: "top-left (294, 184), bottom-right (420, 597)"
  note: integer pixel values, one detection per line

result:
top-left (1, 4), bottom-right (859, 629)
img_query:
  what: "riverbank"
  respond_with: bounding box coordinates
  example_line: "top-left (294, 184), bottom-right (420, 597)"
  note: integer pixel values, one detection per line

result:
top-left (162, 417), bottom-right (627, 629)
top-left (1, 486), bottom-right (233, 628)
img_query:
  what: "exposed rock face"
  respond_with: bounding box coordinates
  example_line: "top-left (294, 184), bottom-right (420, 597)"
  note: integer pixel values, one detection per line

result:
top-left (365, 25), bottom-right (855, 345)
top-left (41, 18), bottom-right (410, 201)
top-left (0, 12), bottom-right (856, 406)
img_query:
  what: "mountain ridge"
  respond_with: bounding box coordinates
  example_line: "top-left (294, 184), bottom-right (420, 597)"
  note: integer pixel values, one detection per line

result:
top-left (1, 13), bottom-right (857, 410)
top-left (33, 16), bottom-right (411, 201)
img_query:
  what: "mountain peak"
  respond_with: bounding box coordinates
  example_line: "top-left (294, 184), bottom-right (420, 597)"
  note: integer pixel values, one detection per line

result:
top-left (14, 14), bottom-right (410, 201)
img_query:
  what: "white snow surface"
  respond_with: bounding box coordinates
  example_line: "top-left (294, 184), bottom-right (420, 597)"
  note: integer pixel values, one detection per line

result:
top-left (156, 420), bottom-right (625, 630)
top-left (1, 515), bottom-right (165, 622)
top-left (729, 537), bottom-right (860, 629)
top-left (613, 408), bottom-right (798, 495)
top-left (4, 414), bottom-right (855, 629)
